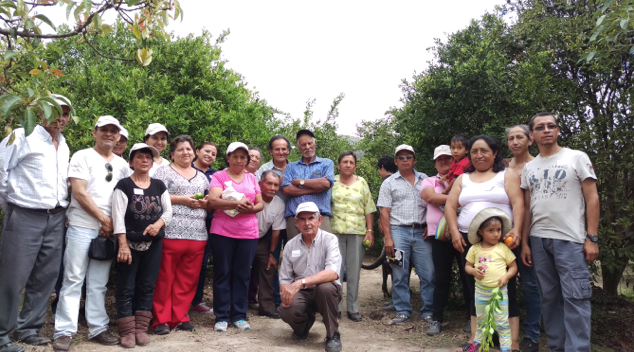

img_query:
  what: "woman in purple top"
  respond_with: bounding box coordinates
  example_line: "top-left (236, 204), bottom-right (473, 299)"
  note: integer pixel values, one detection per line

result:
top-left (207, 142), bottom-right (263, 332)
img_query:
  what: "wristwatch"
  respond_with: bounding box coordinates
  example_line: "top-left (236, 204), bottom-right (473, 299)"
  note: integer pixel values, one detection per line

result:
top-left (300, 179), bottom-right (305, 186)
top-left (586, 233), bottom-right (598, 243)
top-left (301, 279), bottom-right (306, 289)
top-left (269, 251), bottom-right (275, 256)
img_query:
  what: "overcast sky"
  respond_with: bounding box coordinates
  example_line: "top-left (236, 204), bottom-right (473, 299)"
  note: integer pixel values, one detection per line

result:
top-left (43, 1), bottom-right (504, 136)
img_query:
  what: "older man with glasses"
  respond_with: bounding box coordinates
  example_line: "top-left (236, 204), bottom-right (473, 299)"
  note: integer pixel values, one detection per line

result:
top-left (53, 116), bottom-right (130, 351)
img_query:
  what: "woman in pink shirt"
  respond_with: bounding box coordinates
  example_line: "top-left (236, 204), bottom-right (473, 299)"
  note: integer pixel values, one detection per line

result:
top-left (207, 142), bottom-right (263, 332)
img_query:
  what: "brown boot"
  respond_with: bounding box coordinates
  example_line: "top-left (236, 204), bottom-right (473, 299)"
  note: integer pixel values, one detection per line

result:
top-left (134, 311), bottom-right (153, 346)
top-left (117, 316), bottom-right (136, 348)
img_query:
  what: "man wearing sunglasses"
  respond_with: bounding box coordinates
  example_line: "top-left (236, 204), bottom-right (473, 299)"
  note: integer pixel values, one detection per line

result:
top-left (0, 95), bottom-right (72, 352)
top-left (520, 112), bottom-right (599, 352)
top-left (377, 145), bottom-right (434, 326)
top-left (53, 116), bottom-right (130, 351)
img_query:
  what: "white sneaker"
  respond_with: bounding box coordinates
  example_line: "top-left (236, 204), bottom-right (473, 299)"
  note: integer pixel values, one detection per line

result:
top-left (214, 321), bottom-right (228, 332)
top-left (233, 320), bottom-right (250, 330)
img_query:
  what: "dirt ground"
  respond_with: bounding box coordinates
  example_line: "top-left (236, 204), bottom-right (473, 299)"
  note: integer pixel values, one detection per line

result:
top-left (25, 257), bottom-right (493, 352)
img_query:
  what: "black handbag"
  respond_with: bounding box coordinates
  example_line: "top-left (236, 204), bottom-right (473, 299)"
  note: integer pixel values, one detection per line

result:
top-left (88, 237), bottom-right (117, 260)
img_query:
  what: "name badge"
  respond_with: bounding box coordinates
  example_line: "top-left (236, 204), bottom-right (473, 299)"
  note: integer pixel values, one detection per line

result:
top-left (134, 188), bottom-right (144, 195)
top-left (292, 250), bottom-right (301, 258)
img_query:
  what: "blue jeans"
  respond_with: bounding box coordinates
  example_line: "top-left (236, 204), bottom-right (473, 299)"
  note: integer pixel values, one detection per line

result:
top-left (512, 247), bottom-right (542, 343)
top-left (390, 226), bottom-right (434, 317)
top-left (531, 237), bottom-right (591, 352)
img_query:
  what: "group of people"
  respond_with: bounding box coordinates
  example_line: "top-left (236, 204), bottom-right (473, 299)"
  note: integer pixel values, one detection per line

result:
top-left (0, 93), bottom-right (599, 352)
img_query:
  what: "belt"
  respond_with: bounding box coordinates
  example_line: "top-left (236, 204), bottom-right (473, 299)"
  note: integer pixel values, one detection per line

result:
top-left (400, 223), bottom-right (426, 229)
top-left (30, 206), bottom-right (66, 214)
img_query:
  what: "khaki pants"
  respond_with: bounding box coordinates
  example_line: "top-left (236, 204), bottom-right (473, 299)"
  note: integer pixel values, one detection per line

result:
top-left (286, 216), bottom-right (332, 240)
top-left (278, 282), bottom-right (342, 338)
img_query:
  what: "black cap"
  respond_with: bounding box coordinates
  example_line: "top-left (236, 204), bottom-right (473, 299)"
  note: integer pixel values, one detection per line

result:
top-left (296, 129), bottom-right (315, 140)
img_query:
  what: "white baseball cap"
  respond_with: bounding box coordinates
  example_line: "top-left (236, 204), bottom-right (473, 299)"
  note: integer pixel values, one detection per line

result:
top-left (226, 142), bottom-right (249, 155)
top-left (51, 94), bottom-right (72, 108)
top-left (395, 144), bottom-right (415, 156)
top-left (295, 202), bottom-right (320, 216)
top-left (119, 126), bottom-right (129, 140)
top-left (433, 145), bottom-right (451, 160)
top-left (129, 143), bottom-right (159, 159)
top-left (145, 123), bottom-right (170, 137)
top-left (95, 115), bottom-right (123, 131)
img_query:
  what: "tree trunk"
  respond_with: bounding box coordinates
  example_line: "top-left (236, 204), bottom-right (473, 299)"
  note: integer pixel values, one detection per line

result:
top-left (601, 261), bottom-right (628, 296)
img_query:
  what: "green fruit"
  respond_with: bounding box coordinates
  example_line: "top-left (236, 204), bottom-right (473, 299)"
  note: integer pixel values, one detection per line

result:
top-left (363, 239), bottom-right (371, 248)
top-left (194, 192), bottom-right (204, 200)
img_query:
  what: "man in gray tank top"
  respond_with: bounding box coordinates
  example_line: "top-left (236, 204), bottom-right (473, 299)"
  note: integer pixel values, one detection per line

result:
top-left (520, 112), bottom-right (599, 352)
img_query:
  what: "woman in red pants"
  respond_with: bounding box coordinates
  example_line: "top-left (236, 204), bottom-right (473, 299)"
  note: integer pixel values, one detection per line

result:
top-left (151, 135), bottom-right (209, 334)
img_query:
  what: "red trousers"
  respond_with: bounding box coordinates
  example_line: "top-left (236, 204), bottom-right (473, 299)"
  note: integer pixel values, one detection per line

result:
top-left (152, 239), bottom-right (206, 329)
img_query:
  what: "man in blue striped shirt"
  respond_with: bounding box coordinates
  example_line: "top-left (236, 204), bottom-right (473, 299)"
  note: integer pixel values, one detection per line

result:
top-left (281, 129), bottom-right (334, 240)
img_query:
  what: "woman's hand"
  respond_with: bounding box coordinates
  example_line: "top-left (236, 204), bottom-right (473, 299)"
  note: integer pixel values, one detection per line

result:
top-left (236, 198), bottom-right (254, 214)
top-left (144, 221), bottom-right (163, 237)
top-left (451, 230), bottom-right (467, 253)
top-left (117, 245), bottom-right (132, 264)
top-left (362, 231), bottom-right (374, 248)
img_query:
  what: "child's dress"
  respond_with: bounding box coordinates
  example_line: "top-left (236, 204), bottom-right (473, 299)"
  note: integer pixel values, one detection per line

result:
top-left (466, 242), bottom-right (516, 351)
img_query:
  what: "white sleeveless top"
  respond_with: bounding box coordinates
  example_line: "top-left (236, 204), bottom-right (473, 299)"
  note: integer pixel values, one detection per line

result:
top-left (457, 171), bottom-right (513, 233)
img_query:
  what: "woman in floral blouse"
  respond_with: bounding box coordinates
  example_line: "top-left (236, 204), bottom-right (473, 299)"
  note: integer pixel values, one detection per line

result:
top-left (330, 151), bottom-right (376, 322)
top-left (151, 135), bottom-right (209, 334)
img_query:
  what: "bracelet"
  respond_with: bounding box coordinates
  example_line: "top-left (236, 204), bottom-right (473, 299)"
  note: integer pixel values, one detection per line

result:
top-left (367, 229), bottom-right (373, 232)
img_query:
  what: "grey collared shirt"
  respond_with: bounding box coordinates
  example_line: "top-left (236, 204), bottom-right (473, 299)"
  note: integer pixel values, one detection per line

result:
top-left (377, 170), bottom-right (428, 226)
top-left (279, 229), bottom-right (342, 287)
top-left (255, 159), bottom-right (289, 202)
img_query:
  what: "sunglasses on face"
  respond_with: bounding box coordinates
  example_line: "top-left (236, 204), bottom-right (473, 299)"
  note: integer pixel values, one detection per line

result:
top-left (105, 163), bottom-right (113, 182)
top-left (397, 155), bottom-right (414, 161)
top-left (534, 124), bottom-right (558, 132)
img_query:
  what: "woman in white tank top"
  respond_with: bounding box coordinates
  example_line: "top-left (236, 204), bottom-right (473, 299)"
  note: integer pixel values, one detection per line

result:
top-left (444, 135), bottom-right (525, 352)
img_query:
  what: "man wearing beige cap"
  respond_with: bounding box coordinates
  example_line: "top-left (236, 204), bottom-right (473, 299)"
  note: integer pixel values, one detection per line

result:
top-left (278, 202), bottom-right (342, 352)
top-left (53, 115), bottom-right (130, 351)
top-left (0, 94), bottom-right (72, 352)
top-left (377, 144), bottom-right (433, 325)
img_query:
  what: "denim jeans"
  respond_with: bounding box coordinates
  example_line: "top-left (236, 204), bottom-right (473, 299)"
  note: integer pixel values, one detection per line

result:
top-left (54, 226), bottom-right (112, 339)
top-left (512, 246), bottom-right (542, 343)
top-left (115, 240), bottom-right (162, 318)
top-left (390, 226), bottom-right (434, 318)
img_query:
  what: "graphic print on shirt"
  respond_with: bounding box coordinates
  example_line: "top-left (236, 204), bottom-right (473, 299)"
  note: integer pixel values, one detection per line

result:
top-left (477, 255), bottom-right (492, 275)
top-left (525, 165), bottom-right (571, 201)
top-left (130, 195), bottom-right (162, 221)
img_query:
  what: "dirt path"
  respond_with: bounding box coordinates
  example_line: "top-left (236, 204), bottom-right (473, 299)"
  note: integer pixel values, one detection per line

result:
top-left (30, 259), bottom-right (490, 352)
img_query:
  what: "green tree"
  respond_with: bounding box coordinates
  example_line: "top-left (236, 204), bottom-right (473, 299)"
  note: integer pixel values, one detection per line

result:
top-left (0, 0), bottom-right (183, 136)
top-left (388, 0), bottom-right (634, 296)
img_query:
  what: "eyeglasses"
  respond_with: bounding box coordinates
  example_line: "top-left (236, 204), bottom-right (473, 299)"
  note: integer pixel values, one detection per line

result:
top-left (533, 124), bottom-right (559, 132)
top-left (397, 155), bottom-right (414, 161)
top-left (105, 163), bottom-right (113, 182)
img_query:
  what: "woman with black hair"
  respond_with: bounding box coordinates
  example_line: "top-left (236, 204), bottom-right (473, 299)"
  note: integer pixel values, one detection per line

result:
top-left (113, 143), bottom-right (173, 348)
top-left (444, 135), bottom-right (525, 352)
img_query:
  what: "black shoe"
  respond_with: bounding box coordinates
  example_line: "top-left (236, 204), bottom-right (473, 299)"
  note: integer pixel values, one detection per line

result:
top-left (520, 337), bottom-right (540, 352)
top-left (258, 311), bottom-right (281, 319)
top-left (325, 332), bottom-right (342, 352)
top-left (177, 321), bottom-right (195, 331)
top-left (21, 335), bottom-right (50, 346)
top-left (154, 323), bottom-right (170, 335)
top-left (0, 343), bottom-right (24, 352)
top-left (338, 311), bottom-right (341, 319)
top-left (346, 312), bottom-right (362, 322)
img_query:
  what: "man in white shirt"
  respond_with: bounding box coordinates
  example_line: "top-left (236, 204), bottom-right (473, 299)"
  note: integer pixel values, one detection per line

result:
top-left (520, 112), bottom-right (600, 352)
top-left (252, 170), bottom-right (287, 318)
top-left (0, 95), bottom-right (72, 352)
top-left (53, 116), bottom-right (130, 351)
